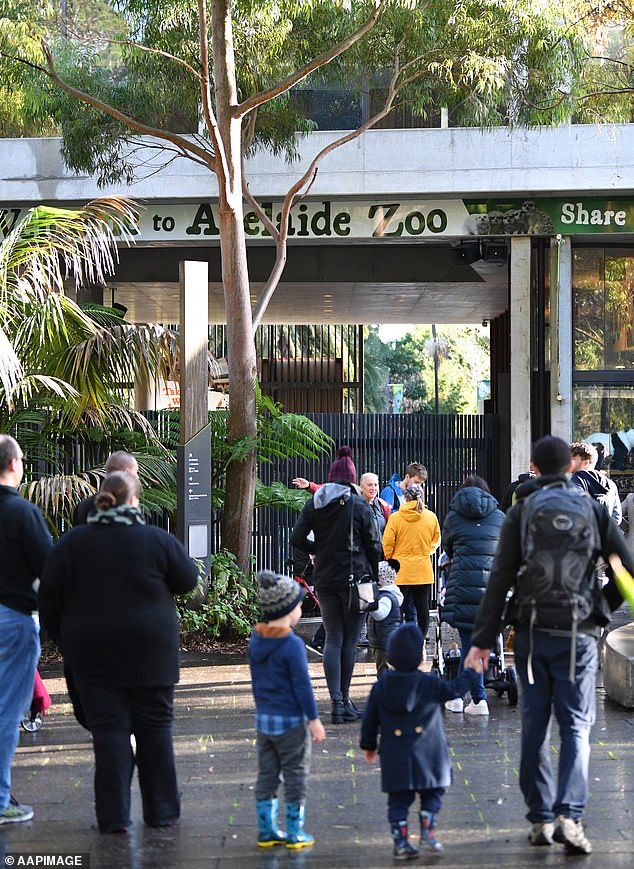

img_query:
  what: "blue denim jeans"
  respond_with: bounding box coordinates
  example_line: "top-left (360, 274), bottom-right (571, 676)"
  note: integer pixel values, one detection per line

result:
top-left (456, 627), bottom-right (486, 702)
top-left (514, 629), bottom-right (597, 823)
top-left (0, 604), bottom-right (40, 811)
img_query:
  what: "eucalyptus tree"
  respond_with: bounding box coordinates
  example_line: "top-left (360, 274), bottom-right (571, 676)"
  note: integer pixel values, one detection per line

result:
top-left (1, 0), bottom-right (586, 568)
top-left (0, 195), bottom-right (179, 528)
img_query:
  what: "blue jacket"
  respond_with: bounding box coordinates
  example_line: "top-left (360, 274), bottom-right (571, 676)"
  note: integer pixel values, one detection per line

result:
top-left (360, 667), bottom-right (479, 793)
top-left (441, 487), bottom-right (504, 631)
top-left (248, 624), bottom-right (318, 723)
top-left (380, 474), bottom-right (403, 512)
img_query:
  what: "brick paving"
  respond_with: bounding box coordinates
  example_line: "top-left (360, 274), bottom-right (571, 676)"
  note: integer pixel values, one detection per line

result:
top-left (1, 610), bottom-right (632, 868)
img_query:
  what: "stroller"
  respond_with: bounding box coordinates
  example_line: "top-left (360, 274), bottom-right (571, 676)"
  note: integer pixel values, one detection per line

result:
top-left (285, 549), bottom-right (325, 656)
top-left (21, 669), bottom-right (51, 732)
top-left (431, 559), bottom-right (518, 707)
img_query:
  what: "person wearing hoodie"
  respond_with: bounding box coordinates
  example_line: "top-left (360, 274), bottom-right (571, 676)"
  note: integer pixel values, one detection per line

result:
top-left (290, 446), bottom-right (380, 725)
top-left (248, 570), bottom-right (326, 850)
top-left (367, 559), bottom-right (404, 677)
top-left (440, 476), bottom-right (505, 716)
top-left (361, 623), bottom-right (481, 860)
top-left (382, 483), bottom-right (441, 652)
top-left (570, 442), bottom-right (622, 524)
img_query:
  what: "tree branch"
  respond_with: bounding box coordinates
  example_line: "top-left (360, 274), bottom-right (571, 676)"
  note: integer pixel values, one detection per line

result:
top-left (234, 0), bottom-right (388, 118)
top-left (39, 42), bottom-right (217, 170)
top-left (250, 50), bottom-right (432, 330)
top-left (197, 0), bottom-right (228, 177)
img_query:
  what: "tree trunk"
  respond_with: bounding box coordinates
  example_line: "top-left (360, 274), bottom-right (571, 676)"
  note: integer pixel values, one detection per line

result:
top-left (211, 0), bottom-right (257, 574)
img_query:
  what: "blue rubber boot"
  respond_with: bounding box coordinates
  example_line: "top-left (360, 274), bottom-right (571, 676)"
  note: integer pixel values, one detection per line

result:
top-left (256, 798), bottom-right (286, 847)
top-left (419, 810), bottom-right (444, 851)
top-left (285, 802), bottom-right (314, 849)
top-left (391, 821), bottom-right (420, 860)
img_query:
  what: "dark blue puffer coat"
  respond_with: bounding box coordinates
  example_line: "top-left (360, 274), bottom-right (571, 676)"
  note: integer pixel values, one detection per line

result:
top-left (440, 487), bottom-right (504, 630)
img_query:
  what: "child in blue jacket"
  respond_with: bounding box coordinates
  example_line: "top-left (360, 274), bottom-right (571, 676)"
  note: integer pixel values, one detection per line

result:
top-left (361, 623), bottom-right (481, 860)
top-left (248, 570), bottom-right (326, 850)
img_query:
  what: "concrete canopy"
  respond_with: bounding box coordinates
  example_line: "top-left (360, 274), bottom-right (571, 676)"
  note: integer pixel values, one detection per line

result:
top-left (109, 242), bottom-right (508, 325)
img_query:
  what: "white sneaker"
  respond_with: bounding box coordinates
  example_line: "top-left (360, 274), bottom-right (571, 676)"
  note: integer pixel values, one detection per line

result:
top-left (464, 699), bottom-right (489, 716)
top-left (444, 698), bottom-right (464, 713)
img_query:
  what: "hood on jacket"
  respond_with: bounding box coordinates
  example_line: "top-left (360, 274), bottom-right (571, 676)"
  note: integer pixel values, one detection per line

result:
top-left (513, 473), bottom-right (570, 503)
top-left (377, 671), bottom-right (421, 713)
top-left (313, 482), bottom-right (352, 510)
top-left (248, 624), bottom-right (292, 665)
top-left (397, 500), bottom-right (426, 522)
top-left (573, 469), bottom-right (610, 499)
top-left (379, 581), bottom-right (404, 605)
top-left (449, 486), bottom-right (499, 520)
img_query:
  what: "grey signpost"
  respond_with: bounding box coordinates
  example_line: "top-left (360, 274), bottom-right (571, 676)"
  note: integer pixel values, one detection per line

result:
top-left (177, 261), bottom-right (212, 580)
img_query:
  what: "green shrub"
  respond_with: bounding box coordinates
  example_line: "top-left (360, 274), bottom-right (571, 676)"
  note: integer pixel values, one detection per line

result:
top-left (178, 550), bottom-right (260, 645)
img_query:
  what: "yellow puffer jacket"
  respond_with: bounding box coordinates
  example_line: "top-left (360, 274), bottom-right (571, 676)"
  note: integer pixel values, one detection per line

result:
top-left (382, 501), bottom-right (441, 585)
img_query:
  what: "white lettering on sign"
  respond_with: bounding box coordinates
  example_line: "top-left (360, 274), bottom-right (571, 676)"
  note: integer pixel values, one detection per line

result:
top-left (560, 202), bottom-right (627, 227)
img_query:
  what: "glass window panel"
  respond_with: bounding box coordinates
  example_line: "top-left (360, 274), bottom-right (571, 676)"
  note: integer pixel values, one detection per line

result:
top-left (573, 248), bottom-right (604, 370)
top-left (605, 253), bottom-right (634, 370)
top-left (573, 385), bottom-right (634, 494)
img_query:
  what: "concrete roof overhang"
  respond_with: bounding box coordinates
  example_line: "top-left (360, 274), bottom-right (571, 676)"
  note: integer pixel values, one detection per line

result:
top-left (110, 241), bottom-right (509, 324)
top-left (5, 125), bottom-right (634, 324)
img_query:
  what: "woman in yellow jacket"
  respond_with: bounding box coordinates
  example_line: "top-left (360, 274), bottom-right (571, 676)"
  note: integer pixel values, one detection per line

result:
top-left (382, 483), bottom-right (441, 647)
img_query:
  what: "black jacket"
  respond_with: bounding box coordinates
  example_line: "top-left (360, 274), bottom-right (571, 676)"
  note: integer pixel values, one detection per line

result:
top-left (441, 487), bottom-right (504, 631)
top-left (39, 522), bottom-right (197, 686)
top-left (0, 485), bottom-right (52, 614)
top-left (290, 481), bottom-right (379, 592)
top-left (471, 474), bottom-right (634, 649)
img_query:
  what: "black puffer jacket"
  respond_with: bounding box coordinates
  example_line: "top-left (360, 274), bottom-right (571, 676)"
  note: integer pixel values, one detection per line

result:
top-left (441, 487), bottom-right (504, 630)
top-left (290, 482), bottom-right (379, 592)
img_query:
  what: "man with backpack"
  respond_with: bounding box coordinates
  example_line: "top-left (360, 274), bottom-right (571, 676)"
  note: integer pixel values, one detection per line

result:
top-left (464, 435), bottom-right (633, 856)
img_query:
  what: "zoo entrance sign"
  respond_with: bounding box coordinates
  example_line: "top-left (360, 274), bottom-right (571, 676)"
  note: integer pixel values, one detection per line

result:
top-left (1, 197), bottom-right (634, 241)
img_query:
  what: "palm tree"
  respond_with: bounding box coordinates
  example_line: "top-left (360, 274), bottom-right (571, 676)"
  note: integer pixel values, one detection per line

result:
top-left (0, 196), bottom-right (178, 530)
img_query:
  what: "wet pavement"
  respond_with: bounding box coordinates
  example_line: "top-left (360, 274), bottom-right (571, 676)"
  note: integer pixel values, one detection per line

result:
top-left (1, 607), bottom-right (633, 869)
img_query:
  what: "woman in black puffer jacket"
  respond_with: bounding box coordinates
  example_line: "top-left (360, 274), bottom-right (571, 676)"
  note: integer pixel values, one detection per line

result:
top-left (441, 476), bottom-right (504, 715)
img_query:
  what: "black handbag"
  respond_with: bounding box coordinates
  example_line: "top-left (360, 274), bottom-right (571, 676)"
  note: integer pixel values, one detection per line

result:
top-left (347, 499), bottom-right (375, 613)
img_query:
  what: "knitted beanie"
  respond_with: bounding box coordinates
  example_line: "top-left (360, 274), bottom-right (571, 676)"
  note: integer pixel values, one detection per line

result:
top-left (377, 558), bottom-right (400, 586)
top-left (387, 623), bottom-right (424, 672)
top-left (257, 570), bottom-right (305, 621)
top-left (327, 445), bottom-right (357, 484)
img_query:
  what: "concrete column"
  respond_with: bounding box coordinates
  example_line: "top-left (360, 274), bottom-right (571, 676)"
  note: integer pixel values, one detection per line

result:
top-left (510, 236), bottom-right (532, 480)
top-left (549, 236), bottom-right (573, 441)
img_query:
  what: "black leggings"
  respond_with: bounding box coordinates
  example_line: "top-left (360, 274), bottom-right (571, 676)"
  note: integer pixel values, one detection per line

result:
top-left (400, 585), bottom-right (431, 639)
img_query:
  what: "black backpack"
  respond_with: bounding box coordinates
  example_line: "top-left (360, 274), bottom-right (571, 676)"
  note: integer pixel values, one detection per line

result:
top-left (512, 483), bottom-right (601, 633)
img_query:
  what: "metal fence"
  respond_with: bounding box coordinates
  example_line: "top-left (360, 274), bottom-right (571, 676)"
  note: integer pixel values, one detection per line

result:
top-left (249, 413), bottom-right (500, 575)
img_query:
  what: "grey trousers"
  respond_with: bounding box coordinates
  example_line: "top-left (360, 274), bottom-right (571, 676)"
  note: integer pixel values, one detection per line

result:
top-left (255, 722), bottom-right (312, 804)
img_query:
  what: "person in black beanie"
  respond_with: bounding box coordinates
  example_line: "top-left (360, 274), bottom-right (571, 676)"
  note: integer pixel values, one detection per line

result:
top-left (360, 623), bottom-right (480, 860)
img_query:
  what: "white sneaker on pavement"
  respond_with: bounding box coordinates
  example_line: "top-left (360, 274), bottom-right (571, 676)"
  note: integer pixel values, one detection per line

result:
top-left (464, 699), bottom-right (489, 715)
top-left (444, 698), bottom-right (464, 713)
top-left (553, 816), bottom-right (592, 854)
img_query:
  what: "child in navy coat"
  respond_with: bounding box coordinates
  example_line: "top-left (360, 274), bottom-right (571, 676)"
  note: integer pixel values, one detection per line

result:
top-left (360, 623), bottom-right (481, 860)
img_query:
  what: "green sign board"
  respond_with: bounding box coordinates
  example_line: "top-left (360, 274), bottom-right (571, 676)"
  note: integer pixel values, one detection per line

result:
top-left (464, 198), bottom-right (634, 235)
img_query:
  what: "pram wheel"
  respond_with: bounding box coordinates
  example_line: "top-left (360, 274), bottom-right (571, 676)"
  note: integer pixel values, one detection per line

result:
top-left (21, 711), bottom-right (43, 732)
top-left (505, 666), bottom-right (518, 706)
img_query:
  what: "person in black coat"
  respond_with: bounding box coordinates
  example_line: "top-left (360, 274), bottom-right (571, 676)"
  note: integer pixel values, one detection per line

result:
top-left (290, 446), bottom-right (379, 725)
top-left (441, 476), bottom-right (504, 716)
top-left (361, 624), bottom-right (480, 859)
top-left (39, 472), bottom-right (197, 834)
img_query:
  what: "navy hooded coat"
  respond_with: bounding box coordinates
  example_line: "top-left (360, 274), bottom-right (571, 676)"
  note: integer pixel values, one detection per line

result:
top-left (441, 487), bottom-right (504, 631)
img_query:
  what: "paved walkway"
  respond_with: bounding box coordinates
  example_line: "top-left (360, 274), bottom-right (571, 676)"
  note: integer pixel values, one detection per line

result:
top-left (1, 610), bottom-right (633, 868)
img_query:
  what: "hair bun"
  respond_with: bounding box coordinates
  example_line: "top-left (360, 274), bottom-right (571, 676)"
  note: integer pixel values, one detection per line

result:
top-left (337, 445), bottom-right (352, 458)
